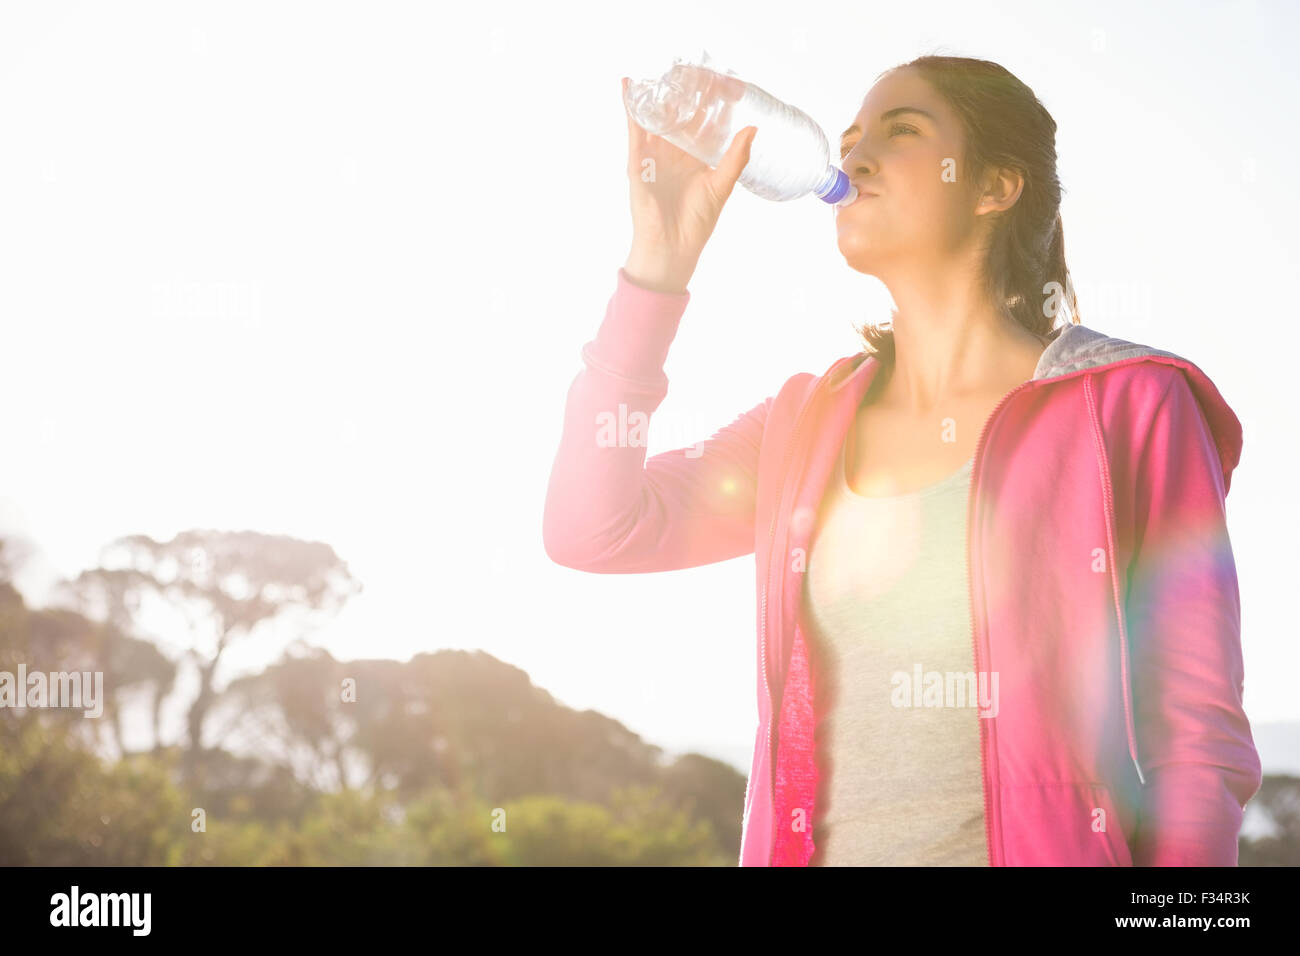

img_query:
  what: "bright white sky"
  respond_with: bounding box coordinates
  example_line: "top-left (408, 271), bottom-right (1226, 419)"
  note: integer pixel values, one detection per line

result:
top-left (1, 0), bottom-right (1296, 774)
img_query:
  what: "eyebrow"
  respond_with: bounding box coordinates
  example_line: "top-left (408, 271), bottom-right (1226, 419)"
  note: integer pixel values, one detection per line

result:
top-left (839, 107), bottom-right (937, 143)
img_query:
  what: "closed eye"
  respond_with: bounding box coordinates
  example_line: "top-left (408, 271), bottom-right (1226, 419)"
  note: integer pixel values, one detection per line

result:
top-left (839, 123), bottom-right (918, 159)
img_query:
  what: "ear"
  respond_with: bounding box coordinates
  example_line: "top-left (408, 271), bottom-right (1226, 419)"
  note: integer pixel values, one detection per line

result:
top-left (975, 165), bottom-right (1025, 216)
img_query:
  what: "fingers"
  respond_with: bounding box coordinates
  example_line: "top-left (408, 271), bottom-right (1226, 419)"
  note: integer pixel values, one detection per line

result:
top-left (622, 77), bottom-right (642, 146)
top-left (624, 76), bottom-right (651, 181)
top-left (711, 125), bottom-right (756, 197)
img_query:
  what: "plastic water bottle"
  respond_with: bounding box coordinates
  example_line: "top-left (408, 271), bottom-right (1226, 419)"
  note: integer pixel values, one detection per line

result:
top-left (623, 50), bottom-right (857, 207)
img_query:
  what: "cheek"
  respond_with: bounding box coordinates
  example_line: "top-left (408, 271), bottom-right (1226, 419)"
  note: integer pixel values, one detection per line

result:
top-left (904, 168), bottom-right (973, 234)
top-left (903, 161), bottom-right (954, 206)
top-left (897, 149), bottom-right (956, 192)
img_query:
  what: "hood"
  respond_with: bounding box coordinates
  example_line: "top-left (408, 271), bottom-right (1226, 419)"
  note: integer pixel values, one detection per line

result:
top-left (1029, 324), bottom-right (1243, 494)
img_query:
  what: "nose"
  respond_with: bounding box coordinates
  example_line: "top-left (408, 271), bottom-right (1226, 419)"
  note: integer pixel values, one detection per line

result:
top-left (840, 142), bottom-right (871, 176)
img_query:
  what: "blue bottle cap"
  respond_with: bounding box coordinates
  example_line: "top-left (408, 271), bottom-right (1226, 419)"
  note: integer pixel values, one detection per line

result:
top-left (818, 168), bottom-right (854, 205)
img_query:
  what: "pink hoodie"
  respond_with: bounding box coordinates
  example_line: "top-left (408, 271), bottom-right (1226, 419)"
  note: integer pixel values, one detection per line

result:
top-left (544, 268), bottom-right (1262, 866)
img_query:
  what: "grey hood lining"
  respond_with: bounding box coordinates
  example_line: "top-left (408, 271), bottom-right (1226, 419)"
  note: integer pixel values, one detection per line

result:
top-left (1032, 324), bottom-right (1185, 381)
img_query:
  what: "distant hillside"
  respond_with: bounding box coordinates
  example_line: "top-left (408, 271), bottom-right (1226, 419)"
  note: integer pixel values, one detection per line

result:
top-left (211, 646), bottom-right (750, 857)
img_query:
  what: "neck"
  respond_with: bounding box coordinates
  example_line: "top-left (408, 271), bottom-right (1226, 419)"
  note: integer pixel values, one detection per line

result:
top-left (878, 274), bottom-right (1046, 413)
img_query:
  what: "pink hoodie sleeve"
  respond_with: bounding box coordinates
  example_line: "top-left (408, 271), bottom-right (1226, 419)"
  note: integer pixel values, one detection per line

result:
top-left (1125, 371), bottom-right (1262, 866)
top-left (542, 268), bottom-right (768, 573)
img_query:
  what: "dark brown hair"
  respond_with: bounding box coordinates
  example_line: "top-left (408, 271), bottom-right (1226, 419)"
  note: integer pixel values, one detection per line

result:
top-left (853, 54), bottom-right (1081, 362)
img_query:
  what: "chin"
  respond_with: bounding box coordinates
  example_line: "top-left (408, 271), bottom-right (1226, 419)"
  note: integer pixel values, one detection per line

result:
top-left (835, 230), bottom-right (885, 275)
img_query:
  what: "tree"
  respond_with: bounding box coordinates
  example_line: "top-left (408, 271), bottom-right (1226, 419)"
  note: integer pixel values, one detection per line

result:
top-left (56, 530), bottom-right (361, 787)
top-left (1240, 774), bottom-right (1300, 865)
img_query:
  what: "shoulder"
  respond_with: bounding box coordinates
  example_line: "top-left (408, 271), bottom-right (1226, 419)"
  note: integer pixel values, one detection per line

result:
top-left (1039, 323), bottom-right (1222, 413)
top-left (1066, 329), bottom-right (1241, 492)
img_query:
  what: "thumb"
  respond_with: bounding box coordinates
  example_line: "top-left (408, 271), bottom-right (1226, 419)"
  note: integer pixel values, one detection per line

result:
top-left (711, 125), bottom-right (756, 197)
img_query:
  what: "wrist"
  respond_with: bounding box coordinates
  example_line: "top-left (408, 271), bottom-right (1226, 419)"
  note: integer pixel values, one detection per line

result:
top-left (624, 244), bottom-right (696, 295)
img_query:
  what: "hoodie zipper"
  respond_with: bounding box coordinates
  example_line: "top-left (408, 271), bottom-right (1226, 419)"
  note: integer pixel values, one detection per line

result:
top-left (965, 378), bottom-right (1035, 867)
top-left (756, 362), bottom-right (844, 866)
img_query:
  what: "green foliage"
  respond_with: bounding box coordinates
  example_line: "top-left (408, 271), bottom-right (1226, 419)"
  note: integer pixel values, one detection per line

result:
top-left (0, 712), bottom-right (734, 865)
top-left (0, 715), bottom-right (185, 865)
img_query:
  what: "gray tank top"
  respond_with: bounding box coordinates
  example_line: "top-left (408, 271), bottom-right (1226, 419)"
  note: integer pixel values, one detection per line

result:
top-left (801, 436), bottom-right (988, 866)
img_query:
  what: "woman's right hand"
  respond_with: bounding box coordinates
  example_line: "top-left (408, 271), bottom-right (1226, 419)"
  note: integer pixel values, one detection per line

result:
top-left (622, 75), bottom-right (756, 294)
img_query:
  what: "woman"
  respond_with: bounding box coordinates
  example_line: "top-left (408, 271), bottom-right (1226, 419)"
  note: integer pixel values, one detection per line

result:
top-left (543, 55), bottom-right (1261, 866)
